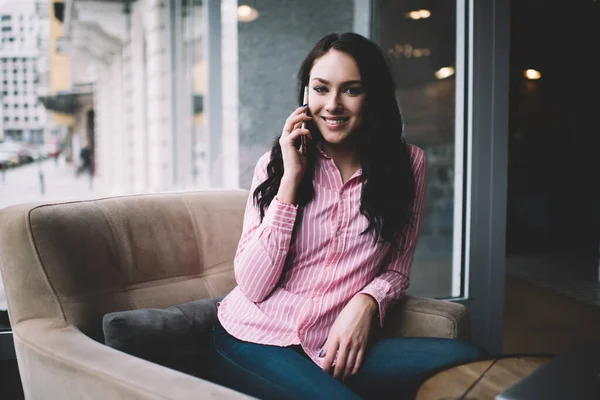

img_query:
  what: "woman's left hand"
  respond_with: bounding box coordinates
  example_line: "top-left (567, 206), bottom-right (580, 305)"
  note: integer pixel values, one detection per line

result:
top-left (321, 294), bottom-right (378, 381)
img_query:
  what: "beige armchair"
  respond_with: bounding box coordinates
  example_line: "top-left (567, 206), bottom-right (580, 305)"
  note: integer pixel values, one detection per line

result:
top-left (0, 190), bottom-right (470, 400)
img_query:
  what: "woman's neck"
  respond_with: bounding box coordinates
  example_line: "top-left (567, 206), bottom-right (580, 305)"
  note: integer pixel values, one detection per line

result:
top-left (321, 141), bottom-right (361, 184)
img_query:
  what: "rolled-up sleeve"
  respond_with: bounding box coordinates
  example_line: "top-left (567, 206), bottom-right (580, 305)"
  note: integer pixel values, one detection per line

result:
top-left (234, 153), bottom-right (298, 303)
top-left (358, 147), bottom-right (427, 327)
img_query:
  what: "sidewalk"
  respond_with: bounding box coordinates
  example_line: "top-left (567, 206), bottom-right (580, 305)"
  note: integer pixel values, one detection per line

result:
top-left (0, 156), bottom-right (110, 312)
top-left (0, 156), bottom-right (110, 210)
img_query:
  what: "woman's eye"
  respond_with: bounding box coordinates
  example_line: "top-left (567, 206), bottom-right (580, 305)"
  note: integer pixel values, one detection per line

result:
top-left (345, 87), bottom-right (363, 95)
top-left (313, 86), bottom-right (327, 93)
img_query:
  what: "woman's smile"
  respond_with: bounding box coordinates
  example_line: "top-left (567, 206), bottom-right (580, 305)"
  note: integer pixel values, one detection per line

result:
top-left (322, 116), bottom-right (351, 130)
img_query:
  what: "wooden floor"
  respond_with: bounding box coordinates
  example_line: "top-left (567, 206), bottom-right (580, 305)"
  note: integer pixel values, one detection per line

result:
top-left (416, 356), bottom-right (551, 400)
top-left (1, 275), bottom-right (599, 399)
top-left (503, 276), bottom-right (600, 355)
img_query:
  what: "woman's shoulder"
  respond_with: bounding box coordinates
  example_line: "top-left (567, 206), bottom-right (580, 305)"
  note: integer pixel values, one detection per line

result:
top-left (406, 144), bottom-right (426, 170)
top-left (256, 151), bottom-right (272, 168)
top-left (251, 151), bottom-right (273, 180)
top-left (253, 150), bottom-right (273, 171)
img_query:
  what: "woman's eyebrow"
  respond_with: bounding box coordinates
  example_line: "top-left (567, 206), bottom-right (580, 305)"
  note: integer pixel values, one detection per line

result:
top-left (311, 77), bottom-right (363, 85)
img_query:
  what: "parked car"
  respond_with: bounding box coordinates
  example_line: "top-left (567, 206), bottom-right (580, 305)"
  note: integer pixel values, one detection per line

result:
top-left (0, 150), bottom-right (19, 169)
top-left (0, 142), bottom-right (34, 164)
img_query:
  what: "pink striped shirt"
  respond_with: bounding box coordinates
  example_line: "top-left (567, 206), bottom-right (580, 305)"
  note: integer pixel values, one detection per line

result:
top-left (217, 144), bottom-right (427, 368)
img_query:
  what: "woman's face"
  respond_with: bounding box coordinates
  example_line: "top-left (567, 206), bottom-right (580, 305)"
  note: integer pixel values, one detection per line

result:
top-left (308, 50), bottom-right (366, 148)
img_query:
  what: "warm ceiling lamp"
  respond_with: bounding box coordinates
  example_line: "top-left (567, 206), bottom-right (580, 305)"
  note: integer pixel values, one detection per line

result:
top-left (435, 66), bottom-right (455, 79)
top-left (238, 5), bottom-right (259, 22)
top-left (408, 9), bottom-right (431, 20)
top-left (524, 69), bottom-right (541, 80)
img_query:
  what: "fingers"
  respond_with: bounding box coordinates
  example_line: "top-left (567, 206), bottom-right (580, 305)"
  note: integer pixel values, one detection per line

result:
top-left (323, 339), bottom-right (364, 381)
top-left (279, 125), bottom-right (311, 151)
top-left (352, 348), bottom-right (365, 376)
top-left (292, 120), bottom-right (301, 134)
top-left (283, 114), bottom-right (311, 136)
top-left (333, 342), bottom-right (352, 379)
top-left (282, 110), bottom-right (312, 137)
top-left (334, 340), bottom-right (350, 380)
top-left (292, 104), bottom-right (309, 116)
top-left (343, 346), bottom-right (359, 381)
top-left (287, 127), bottom-right (312, 142)
top-left (321, 339), bottom-right (338, 374)
top-left (333, 341), bottom-right (356, 379)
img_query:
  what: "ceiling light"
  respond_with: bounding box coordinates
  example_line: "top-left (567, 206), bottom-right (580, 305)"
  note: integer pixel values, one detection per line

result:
top-left (419, 10), bottom-right (431, 18)
top-left (435, 67), bottom-right (455, 79)
top-left (238, 5), bottom-right (259, 22)
top-left (408, 9), bottom-right (431, 20)
top-left (524, 69), bottom-right (541, 80)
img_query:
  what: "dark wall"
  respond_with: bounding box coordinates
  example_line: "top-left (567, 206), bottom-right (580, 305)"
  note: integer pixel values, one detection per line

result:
top-left (506, 0), bottom-right (599, 254)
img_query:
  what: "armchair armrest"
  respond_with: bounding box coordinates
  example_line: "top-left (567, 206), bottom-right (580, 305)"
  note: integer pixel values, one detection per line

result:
top-left (13, 319), bottom-right (255, 400)
top-left (382, 296), bottom-right (470, 340)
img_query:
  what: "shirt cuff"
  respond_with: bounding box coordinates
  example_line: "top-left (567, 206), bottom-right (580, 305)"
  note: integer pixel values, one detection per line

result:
top-left (358, 280), bottom-right (392, 328)
top-left (263, 197), bottom-right (298, 235)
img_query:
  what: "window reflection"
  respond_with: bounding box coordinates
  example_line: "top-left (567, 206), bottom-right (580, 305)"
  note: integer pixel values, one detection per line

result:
top-left (379, 0), bottom-right (459, 298)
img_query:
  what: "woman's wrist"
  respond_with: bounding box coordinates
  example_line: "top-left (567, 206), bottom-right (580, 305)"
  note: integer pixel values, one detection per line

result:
top-left (356, 294), bottom-right (378, 317)
top-left (277, 176), bottom-right (301, 204)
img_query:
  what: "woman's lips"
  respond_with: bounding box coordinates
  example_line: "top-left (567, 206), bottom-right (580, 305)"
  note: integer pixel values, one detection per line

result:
top-left (321, 117), bottom-right (350, 130)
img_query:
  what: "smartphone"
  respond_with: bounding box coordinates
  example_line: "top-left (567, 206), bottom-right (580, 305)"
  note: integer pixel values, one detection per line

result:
top-left (300, 85), bottom-right (309, 156)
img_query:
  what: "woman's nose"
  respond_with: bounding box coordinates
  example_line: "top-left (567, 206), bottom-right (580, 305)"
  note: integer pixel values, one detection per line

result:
top-left (325, 93), bottom-right (343, 113)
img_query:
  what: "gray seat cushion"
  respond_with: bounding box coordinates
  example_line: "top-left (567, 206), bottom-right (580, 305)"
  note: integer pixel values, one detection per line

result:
top-left (102, 297), bottom-right (223, 376)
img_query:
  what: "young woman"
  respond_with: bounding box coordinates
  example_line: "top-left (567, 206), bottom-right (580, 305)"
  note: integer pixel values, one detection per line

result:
top-left (207, 32), bottom-right (486, 400)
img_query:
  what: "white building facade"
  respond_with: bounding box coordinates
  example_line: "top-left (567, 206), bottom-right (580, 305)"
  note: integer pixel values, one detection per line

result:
top-left (0, 0), bottom-right (50, 143)
top-left (58, 0), bottom-right (239, 195)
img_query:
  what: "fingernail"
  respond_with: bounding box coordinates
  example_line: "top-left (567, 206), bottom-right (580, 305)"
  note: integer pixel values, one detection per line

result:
top-left (319, 349), bottom-right (324, 357)
top-left (302, 103), bottom-right (308, 107)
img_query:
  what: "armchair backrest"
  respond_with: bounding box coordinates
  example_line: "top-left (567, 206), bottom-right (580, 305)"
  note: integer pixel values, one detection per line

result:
top-left (0, 190), bottom-right (247, 339)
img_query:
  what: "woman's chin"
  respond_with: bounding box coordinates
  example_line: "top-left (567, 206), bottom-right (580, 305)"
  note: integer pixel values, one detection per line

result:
top-left (322, 133), bottom-right (354, 146)
top-left (321, 137), bottom-right (344, 147)
top-left (319, 129), bottom-right (350, 143)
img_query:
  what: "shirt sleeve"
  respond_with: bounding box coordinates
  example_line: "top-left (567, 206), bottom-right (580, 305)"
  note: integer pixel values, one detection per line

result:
top-left (234, 153), bottom-right (298, 303)
top-left (357, 146), bottom-right (427, 327)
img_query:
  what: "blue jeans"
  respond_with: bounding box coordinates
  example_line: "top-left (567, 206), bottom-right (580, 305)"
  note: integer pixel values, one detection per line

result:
top-left (206, 321), bottom-right (488, 400)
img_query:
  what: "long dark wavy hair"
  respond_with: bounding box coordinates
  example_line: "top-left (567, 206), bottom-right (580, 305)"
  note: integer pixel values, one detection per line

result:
top-left (254, 32), bottom-right (417, 247)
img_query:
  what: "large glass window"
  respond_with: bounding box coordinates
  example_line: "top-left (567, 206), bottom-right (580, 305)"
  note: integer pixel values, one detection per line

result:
top-left (376, 0), bottom-right (465, 298)
top-left (2, 0), bottom-right (495, 344)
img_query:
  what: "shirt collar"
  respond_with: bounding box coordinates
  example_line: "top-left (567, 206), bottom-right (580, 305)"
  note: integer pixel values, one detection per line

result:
top-left (315, 140), bottom-right (330, 160)
top-left (313, 140), bottom-right (363, 189)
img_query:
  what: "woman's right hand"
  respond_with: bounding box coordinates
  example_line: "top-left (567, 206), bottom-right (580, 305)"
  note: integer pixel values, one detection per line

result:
top-left (279, 105), bottom-right (312, 185)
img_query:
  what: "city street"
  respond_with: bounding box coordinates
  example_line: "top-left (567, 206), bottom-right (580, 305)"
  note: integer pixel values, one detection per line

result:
top-left (0, 156), bottom-right (108, 210)
top-left (0, 157), bottom-right (109, 312)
